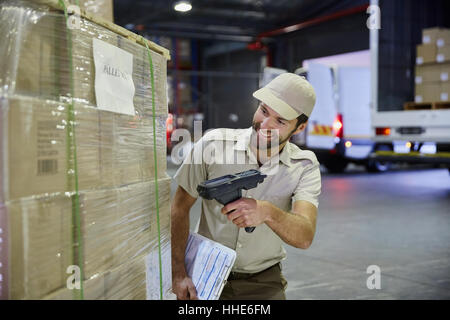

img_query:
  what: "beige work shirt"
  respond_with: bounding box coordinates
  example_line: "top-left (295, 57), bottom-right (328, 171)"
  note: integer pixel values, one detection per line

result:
top-left (174, 127), bottom-right (321, 273)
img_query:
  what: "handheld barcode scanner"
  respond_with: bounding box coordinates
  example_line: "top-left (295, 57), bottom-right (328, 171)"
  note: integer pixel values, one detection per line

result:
top-left (197, 169), bottom-right (267, 233)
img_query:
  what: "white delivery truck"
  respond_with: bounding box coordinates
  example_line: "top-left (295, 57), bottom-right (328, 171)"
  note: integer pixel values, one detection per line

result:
top-left (263, 56), bottom-right (381, 173)
top-left (368, 1), bottom-right (450, 170)
top-left (296, 50), bottom-right (390, 173)
top-left (265, 42), bottom-right (450, 173)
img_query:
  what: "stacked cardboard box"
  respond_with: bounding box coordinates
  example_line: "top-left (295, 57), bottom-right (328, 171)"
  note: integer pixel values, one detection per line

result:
top-left (75, 0), bottom-right (114, 23)
top-left (0, 1), bottom-right (172, 300)
top-left (3, 178), bottom-right (171, 300)
top-left (415, 27), bottom-right (450, 102)
top-left (0, 5), bottom-right (167, 117)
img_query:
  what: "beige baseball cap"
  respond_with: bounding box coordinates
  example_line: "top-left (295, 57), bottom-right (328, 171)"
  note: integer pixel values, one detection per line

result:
top-left (253, 73), bottom-right (316, 120)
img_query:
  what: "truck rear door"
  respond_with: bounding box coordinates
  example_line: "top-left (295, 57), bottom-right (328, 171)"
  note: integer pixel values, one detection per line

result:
top-left (306, 63), bottom-right (336, 150)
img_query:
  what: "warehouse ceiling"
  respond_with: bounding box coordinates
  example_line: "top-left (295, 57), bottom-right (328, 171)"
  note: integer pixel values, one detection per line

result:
top-left (114, 0), bottom-right (369, 42)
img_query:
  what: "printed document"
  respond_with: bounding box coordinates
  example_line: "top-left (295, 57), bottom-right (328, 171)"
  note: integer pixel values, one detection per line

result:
top-left (185, 232), bottom-right (236, 300)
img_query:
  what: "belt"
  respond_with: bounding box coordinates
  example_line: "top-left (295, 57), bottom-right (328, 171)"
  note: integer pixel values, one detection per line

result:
top-left (228, 263), bottom-right (281, 281)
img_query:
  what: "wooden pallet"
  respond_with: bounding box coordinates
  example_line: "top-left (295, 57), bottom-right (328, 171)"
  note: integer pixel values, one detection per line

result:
top-left (404, 101), bottom-right (450, 110)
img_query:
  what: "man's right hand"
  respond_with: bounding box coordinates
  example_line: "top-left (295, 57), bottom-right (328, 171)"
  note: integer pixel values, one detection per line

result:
top-left (172, 276), bottom-right (198, 300)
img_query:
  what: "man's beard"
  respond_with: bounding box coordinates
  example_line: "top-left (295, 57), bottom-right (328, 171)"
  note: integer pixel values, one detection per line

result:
top-left (251, 121), bottom-right (292, 150)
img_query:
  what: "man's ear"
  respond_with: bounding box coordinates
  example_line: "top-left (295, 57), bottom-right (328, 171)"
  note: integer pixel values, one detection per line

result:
top-left (294, 121), bottom-right (308, 135)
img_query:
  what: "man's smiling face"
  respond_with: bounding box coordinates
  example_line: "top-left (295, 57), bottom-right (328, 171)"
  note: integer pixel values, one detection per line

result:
top-left (251, 103), bottom-right (303, 150)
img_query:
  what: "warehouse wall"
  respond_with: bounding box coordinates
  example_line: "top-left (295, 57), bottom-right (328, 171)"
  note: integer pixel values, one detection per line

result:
top-left (271, 11), bottom-right (370, 71)
top-left (378, 0), bottom-right (450, 111)
top-left (203, 48), bottom-right (263, 130)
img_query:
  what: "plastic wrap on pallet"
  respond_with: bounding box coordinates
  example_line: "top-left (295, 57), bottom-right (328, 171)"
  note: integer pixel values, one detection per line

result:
top-left (0, 96), bottom-right (167, 202)
top-left (0, 1), bottom-right (172, 300)
top-left (0, 0), bottom-right (167, 118)
top-left (43, 239), bottom-right (172, 300)
top-left (73, 0), bottom-right (114, 22)
top-left (0, 177), bottom-right (171, 299)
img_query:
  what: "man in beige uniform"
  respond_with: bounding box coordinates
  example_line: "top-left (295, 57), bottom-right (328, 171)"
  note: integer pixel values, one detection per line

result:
top-left (171, 73), bottom-right (321, 300)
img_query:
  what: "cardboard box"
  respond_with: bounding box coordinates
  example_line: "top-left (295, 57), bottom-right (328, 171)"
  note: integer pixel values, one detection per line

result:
top-left (422, 27), bottom-right (441, 45)
top-left (112, 115), bottom-right (167, 185)
top-left (415, 63), bottom-right (450, 83)
top-left (76, 0), bottom-right (114, 23)
top-left (1, 195), bottom-right (73, 300)
top-left (0, 3), bottom-right (168, 118)
top-left (0, 96), bottom-right (167, 202)
top-left (1, 177), bottom-right (171, 299)
top-left (415, 83), bottom-right (441, 102)
top-left (441, 82), bottom-right (450, 101)
top-left (416, 44), bottom-right (437, 65)
top-left (97, 112), bottom-right (168, 188)
top-left (82, 178), bottom-right (171, 279)
top-left (45, 242), bottom-right (173, 300)
top-left (437, 29), bottom-right (450, 47)
top-left (437, 46), bottom-right (450, 63)
top-left (439, 64), bottom-right (450, 81)
top-left (115, 180), bottom-right (171, 264)
top-left (44, 253), bottom-right (150, 300)
top-left (1, 97), bottom-right (101, 202)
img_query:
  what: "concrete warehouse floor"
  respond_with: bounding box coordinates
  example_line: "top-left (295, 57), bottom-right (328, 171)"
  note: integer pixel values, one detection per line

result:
top-left (167, 159), bottom-right (450, 300)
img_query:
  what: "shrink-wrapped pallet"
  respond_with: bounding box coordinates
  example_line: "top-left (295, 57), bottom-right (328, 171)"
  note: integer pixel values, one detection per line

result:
top-left (0, 0), bottom-right (172, 300)
top-left (0, 1), bottom-right (168, 117)
top-left (0, 96), bottom-right (167, 202)
top-left (1, 177), bottom-right (171, 300)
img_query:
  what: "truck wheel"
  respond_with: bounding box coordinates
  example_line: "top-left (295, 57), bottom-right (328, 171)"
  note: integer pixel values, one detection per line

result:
top-left (324, 159), bottom-right (348, 173)
top-left (366, 144), bottom-right (392, 173)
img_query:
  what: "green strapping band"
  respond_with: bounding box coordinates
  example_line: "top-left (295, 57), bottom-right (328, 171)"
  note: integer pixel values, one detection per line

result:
top-left (58, 0), bottom-right (84, 300)
top-left (142, 37), bottom-right (164, 300)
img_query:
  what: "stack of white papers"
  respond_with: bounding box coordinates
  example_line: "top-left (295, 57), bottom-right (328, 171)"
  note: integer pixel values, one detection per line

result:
top-left (185, 233), bottom-right (237, 300)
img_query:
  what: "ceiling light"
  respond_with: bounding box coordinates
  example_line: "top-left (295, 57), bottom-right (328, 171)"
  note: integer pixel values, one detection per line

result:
top-left (174, 1), bottom-right (192, 12)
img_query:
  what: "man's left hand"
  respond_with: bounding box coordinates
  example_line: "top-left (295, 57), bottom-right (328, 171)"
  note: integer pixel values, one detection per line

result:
top-left (221, 198), bottom-right (270, 229)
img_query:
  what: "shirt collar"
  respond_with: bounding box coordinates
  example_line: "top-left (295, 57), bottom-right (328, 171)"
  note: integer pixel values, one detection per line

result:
top-left (278, 142), bottom-right (293, 167)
